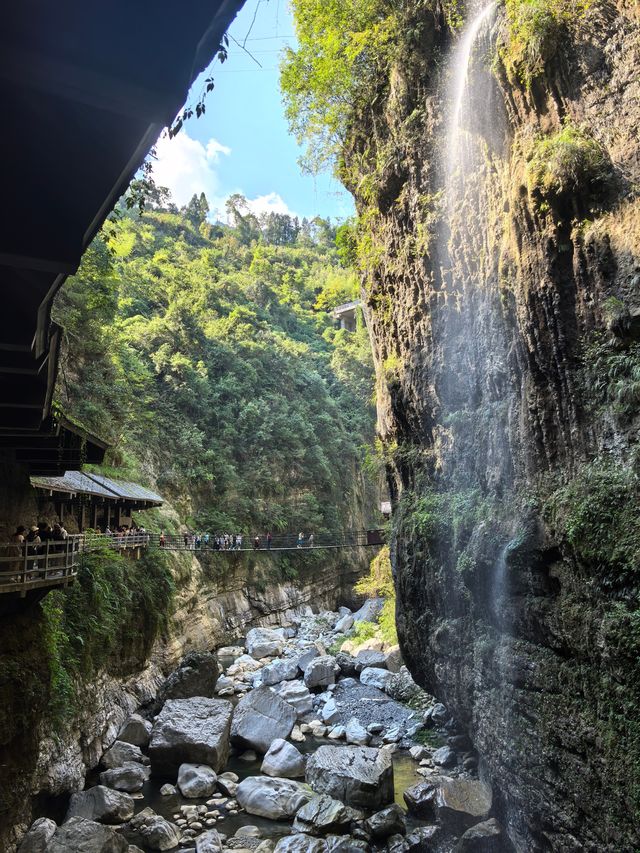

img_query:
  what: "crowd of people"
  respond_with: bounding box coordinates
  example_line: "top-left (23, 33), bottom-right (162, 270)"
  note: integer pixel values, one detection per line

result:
top-left (157, 530), bottom-right (316, 551)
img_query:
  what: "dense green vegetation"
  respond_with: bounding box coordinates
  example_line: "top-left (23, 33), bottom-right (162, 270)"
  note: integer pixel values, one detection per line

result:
top-left (54, 195), bottom-right (375, 535)
top-left (354, 544), bottom-right (398, 643)
top-left (42, 543), bottom-right (175, 722)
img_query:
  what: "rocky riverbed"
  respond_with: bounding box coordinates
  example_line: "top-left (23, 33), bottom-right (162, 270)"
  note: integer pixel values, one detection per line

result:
top-left (18, 606), bottom-right (511, 852)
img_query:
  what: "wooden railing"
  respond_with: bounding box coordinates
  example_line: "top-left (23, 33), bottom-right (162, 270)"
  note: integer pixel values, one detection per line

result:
top-left (0, 535), bottom-right (83, 595)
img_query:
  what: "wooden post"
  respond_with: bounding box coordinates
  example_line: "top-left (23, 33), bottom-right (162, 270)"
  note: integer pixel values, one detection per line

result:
top-left (92, 503), bottom-right (99, 530)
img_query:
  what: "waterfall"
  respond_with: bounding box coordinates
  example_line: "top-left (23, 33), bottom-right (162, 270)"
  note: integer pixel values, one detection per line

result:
top-left (445, 2), bottom-right (497, 183)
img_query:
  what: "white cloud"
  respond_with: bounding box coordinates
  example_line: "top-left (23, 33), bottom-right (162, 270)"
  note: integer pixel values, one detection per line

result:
top-left (244, 192), bottom-right (297, 219)
top-left (153, 132), bottom-right (231, 207)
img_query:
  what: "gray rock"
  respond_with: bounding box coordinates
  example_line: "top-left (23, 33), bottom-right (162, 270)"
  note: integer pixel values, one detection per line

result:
top-left (155, 651), bottom-right (220, 709)
top-left (217, 776), bottom-right (238, 796)
top-left (384, 647), bottom-right (403, 673)
top-left (215, 675), bottom-right (235, 694)
top-left (364, 804), bottom-right (406, 840)
top-left (351, 599), bottom-right (383, 623)
top-left (261, 738), bottom-right (305, 778)
top-left (101, 741), bottom-right (147, 770)
top-left (403, 827), bottom-right (441, 852)
top-left (293, 794), bottom-right (352, 836)
top-left (119, 808), bottom-right (181, 851)
top-left (47, 817), bottom-right (129, 853)
top-left (236, 776), bottom-right (313, 820)
top-left (235, 826), bottom-right (262, 838)
top-left (99, 763), bottom-right (150, 794)
top-left (304, 656), bottom-right (340, 689)
top-left (354, 651), bottom-right (386, 673)
top-left (426, 703), bottom-right (448, 726)
top-left (432, 746), bottom-right (457, 767)
top-left (297, 648), bottom-right (320, 673)
top-left (159, 784), bottom-right (177, 796)
top-left (196, 829), bottom-right (224, 853)
top-left (231, 686), bottom-right (296, 753)
top-left (261, 658), bottom-right (299, 686)
top-left (434, 777), bottom-right (493, 829)
top-left (359, 667), bottom-right (392, 690)
top-left (334, 614), bottom-right (354, 633)
top-left (454, 818), bottom-right (504, 852)
top-left (321, 698), bottom-right (340, 724)
top-left (17, 817), bottom-right (57, 853)
top-left (274, 835), bottom-right (326, 853)
top-left (149, 697), bottom-right (232, 774)
top-left (66, 786), bottom-right (134, 824)
top-left (306, 746), bottom-right (394, 809)
top-left (344, 718), bottom-right (370, 746)
top-left (177, 763), bottom-right (218, 798)
top-left (278, 681), bottom-right (314, 716)
top-left (246, 628), bottom-right (285, 660)
top-left (117, 714), bottom-right (152, 748)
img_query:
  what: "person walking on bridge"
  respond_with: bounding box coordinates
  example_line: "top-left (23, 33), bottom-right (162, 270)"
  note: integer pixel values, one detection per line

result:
top-left (297, 532), bottom-right (304, 548)
top-left (267, 531), bottom-right (272, 550)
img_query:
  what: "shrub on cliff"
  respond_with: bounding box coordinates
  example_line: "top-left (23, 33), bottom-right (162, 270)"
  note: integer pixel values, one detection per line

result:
top-left (502, 0), bottom-right (593, 85)
top-left (526, 122), bottom-right (611, 212)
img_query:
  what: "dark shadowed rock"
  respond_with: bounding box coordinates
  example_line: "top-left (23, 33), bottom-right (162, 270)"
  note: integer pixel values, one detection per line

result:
top-left (334, 653), bottom-right (358, 678)
top-left (354, 650), bottom-right (386, 673)
top-left (101, 741), bottom-right (148, 770)
top-left (293, 794), bottom-right (352, 836)
top-left (403, 781), bottom-right (437, 820)
top-left (154, 651), bottom-right (220, 710)
top-left (47, 817), bottom-right (128, 853)
top-left (306, 746), bottom-right (393, 809)
top-left (149, 697), bottom-right (232, 774)
top-left (66, 786), bottom-right (134, 824)
top-left (365, 804), bottom-right (406, 840)
top-left (274, 835), bottom-right (326, 853)
top-left (231, 686), bottom-right (296, 753)
top-left (454, 818), bottom-right (504, 852)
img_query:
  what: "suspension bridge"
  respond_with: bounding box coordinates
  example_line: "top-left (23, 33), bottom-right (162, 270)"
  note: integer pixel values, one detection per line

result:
top-left (0, 529), bottom-right (385, 597)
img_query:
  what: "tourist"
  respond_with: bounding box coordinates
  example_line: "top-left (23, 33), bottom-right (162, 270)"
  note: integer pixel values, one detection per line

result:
top-left (11, 525), bottom-right (26, 547)
top-left (267, 531), bottom-right (272, 550)
top-left (308, 533), bottom-right (314, 548)
top-left (237, 533), bottom-right (243, 549)
top-left (253, 535), bottom-right (260, 550)
top-left (160, 530), bottom-right (166, 547)
top-left (297, 531), bottom-right (304, 548)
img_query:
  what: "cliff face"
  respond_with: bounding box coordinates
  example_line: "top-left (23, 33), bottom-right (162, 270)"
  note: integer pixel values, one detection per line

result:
top-left (343, 1), bottom-right (640, 850)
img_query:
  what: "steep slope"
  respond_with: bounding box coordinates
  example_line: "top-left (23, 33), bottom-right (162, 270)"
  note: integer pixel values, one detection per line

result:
top-left (283, 0), bottom-right (640, 849)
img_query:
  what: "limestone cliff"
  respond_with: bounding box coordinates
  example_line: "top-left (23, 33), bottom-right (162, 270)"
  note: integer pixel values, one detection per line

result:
top-left (341, 1), bottom-right (640, 849)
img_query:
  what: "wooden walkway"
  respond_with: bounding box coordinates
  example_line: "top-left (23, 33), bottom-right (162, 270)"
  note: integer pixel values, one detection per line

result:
top-left (0, 529), bottom-right (384, 596)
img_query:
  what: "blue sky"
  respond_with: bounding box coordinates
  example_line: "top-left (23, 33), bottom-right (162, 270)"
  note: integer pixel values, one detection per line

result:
top-left (153, 0), bottom-right (355, 223)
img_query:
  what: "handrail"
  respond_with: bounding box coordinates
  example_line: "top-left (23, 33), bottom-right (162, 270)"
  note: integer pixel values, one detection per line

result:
top-left (0, 528), bottom-right (384, 595)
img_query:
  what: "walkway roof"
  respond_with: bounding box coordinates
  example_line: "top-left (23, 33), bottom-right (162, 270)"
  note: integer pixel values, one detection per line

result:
top-left (2, 0), bottom-right (243, 472)
top-left (31, 472), bottom-right (164, 507)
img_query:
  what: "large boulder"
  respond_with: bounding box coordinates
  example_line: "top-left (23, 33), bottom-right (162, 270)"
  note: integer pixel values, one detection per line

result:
top-left (17, 818), bottom-right (56, 853)
top-left (354, 651), bottom-right (386, 673)
top-left (66, 786), bottom-right (134, 824)
top-left (177, 763), bottom-right (218, 798)
top-left (334, 614), bottom-right (354, 634)
top-left (434, 777), bottom-right (493, 830)
top-left (99, 762), bottom-right (150, 793)
top-left (351, 599), bottom-right (383, 623)
top-left (403, 781), bottom-right (437, 819)
top-left (274, 836), bottom-right (326, 853)
top-left (117, 714), bottom-right (152, 748)
top-left (306, 746), bottom-right (394, 810)
top-left (359, 668), bottom-right (392, 690)
top-left (293, 795), bottom-right (352, 836)
top-left (261, 738), bottom-right (305, 778)
top-left (278, 681), bottom-right (314, 716)
top-left (261, 658), bottom-right (299, 686)
top-left (231, 686), bottom-right (296, 753)
top-left (149, 697), bottom-right (232, 774)
top-left (365, 804), bottom-right (406, 840)
top-left (324, 837), bottom-right (369, 853)
top-left (119, 808), bottom-right (181, 851)
top-left (432, 745), bottom-right (457, 767)
top-left (297, 647), bottom-right (320, 674)
top-left (344, 719), bottom-right (370, 746)
top-left (47, 817), bottom-right (128, 853)
top-left (236, 776), bottom-right (313, 820)
top-left (246, 627), bottom-right (285, 660)
top-left (334, 653), bottom-right (358, 678)
top-left (101, 741), bottom-right (147, 770)
top-left (304, 656), bottom-right (340, 689)
top-left (454, 818), bottom-right (504, 852)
